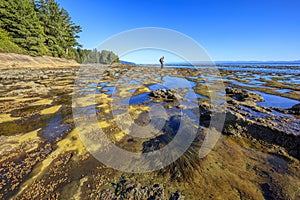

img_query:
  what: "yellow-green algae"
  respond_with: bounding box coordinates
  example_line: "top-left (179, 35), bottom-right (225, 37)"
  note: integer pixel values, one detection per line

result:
top-left (73, 93), bottom-right (110, 107)
top-left (30, 98), bottom-right (53, 106)
top-left (40, 105), bottom-right (62, 115)
top-left (0, 113), bottom-right (21, 123)
top-left (15, 128), bottom-right (87, 197)
top-left (114, 131), bottom-right (126, 141)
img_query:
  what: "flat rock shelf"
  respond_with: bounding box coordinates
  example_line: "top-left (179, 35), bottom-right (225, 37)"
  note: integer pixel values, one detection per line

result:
top-left (0, 64), bottom-right (299, 200)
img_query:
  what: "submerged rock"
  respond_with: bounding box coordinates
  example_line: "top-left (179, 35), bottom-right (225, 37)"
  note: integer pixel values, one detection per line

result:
top-left (149, 88), bottom-right (182, 102)
top-left (226, 87), bottom-right (264, 102)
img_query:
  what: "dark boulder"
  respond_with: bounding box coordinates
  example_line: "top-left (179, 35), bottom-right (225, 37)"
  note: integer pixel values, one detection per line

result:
top-left (288, 103), bottom-right (300, 115)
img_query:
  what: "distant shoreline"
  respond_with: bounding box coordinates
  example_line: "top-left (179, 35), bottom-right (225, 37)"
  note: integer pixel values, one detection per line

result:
top-left (135, 61), bottom-right (300, 67)
top-left (136, 63), bottom-right (300, 69)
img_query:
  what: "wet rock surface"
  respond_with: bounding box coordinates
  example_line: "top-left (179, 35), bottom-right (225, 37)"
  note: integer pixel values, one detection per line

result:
top-left (0, 65), bottom-right (299, 199)
top-left (0, 135), bottom-right (52, 199)
top-left (103, 68), bottom-right (120, 77)
top-left (226, 87), bottom-right (264, 102)
top-left (149, 88), bottom-right (182, 102)
top-left (287, 103), bottom-right (300, 115)
top-left (169, 191), bottom-right (185, 200)
top-left (0, 68), bottom-right (76, 99)
top-left (200, 87), bottom-right (300, 161)
top-left (111, 179), bottom-right (164, 199)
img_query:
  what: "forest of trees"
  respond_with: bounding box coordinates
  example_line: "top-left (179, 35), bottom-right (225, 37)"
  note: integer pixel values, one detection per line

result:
top-left (84, 49), bottom-right (119, 64)
top-left (0, 0), bottom-right (119, 64)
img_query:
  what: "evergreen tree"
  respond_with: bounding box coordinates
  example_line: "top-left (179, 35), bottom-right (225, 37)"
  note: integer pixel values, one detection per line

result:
top-left (0, 0), bottom-right (48, 55)
top-left (0, 0), bottom-right (118, 64)
top-left (85, 48), bottom-right (100, 63)
top-left (34, 0), bottom-right (81, 58)
top-left (60, 8), bottom-right (82, 57)
top-left (100, 50), bottom-right (108, 64)
top-left (83, 49), bottom-right (119, 64)
top-left (35, 0), bottom-right (64, 57)
top-left (76, 48), bottom-right (92, 64)
top-left (0, 28), bottom-right (24, 53)
top-left (100, 50), bottom-right (119, 64)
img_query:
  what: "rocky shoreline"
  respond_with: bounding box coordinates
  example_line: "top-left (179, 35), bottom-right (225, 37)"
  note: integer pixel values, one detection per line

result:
top-left (0, 65), bottom-right (299, 199)
top-left (200, 88), bottom-right (300, 161)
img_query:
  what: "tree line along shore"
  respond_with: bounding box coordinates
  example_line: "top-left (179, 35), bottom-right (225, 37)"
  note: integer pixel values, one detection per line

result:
top-left (0, 0), bottom-right (118, 64)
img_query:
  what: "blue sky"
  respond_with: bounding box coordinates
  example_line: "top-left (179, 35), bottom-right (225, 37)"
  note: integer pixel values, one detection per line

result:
top-left (57, 0), bottom-right (300, 62)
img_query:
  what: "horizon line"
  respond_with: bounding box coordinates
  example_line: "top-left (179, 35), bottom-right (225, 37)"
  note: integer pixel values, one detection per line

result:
top-left (121, 60), bottom-right (300, 65)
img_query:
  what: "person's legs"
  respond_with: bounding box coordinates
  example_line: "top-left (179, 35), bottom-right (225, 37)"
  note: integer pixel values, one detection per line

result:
top-left (161, 63), bottom-right (163, 68)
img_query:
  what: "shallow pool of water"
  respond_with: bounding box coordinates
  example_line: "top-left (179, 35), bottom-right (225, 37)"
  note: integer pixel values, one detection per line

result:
top-left (42, 113), bottom-right (70, 141)
top-left (228, 80), bottom-right (270, 88)
top-left (163, 76), bottom-right (197, 88)
top-left (255, 91), bottom-right (300, 109)
top-left (275, 89), bottom-right (293, 93)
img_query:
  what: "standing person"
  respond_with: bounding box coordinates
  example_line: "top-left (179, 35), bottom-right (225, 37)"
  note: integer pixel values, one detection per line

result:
top-left (159, 56), bottom-right (164, 68)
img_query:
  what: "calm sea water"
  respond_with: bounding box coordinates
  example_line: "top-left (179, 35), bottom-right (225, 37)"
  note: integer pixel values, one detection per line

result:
top-left (161, 63), bottom-right (300, 74)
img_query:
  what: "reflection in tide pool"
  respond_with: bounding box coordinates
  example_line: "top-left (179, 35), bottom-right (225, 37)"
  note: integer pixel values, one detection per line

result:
top-left (163, 76), bottom-right (197, 88)
top-left (256, 91), bottom-right (300, 109)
